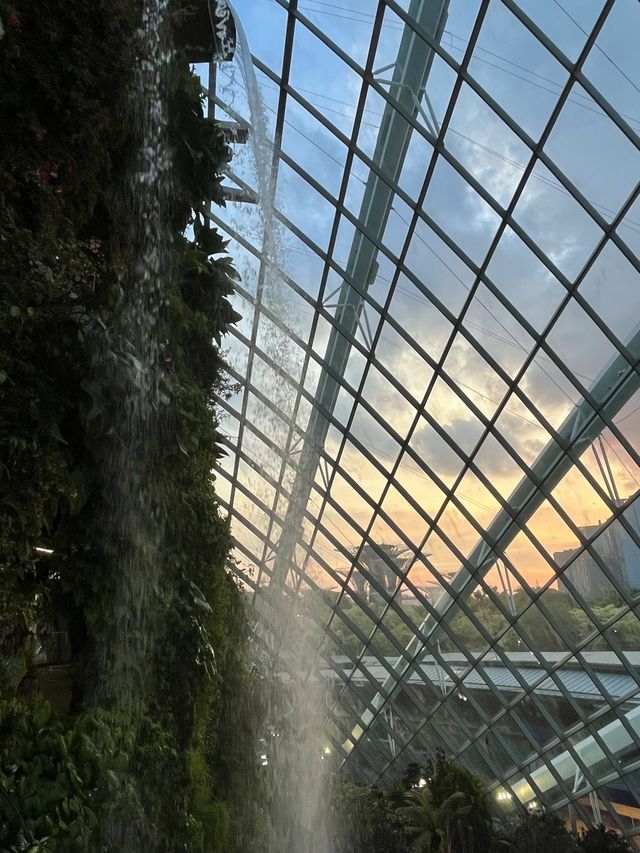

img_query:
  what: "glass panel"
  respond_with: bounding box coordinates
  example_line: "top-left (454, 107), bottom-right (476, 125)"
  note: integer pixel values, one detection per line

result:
top-left (512, 0), bottom-right (604, 62)
top-left (577, 242), bottom-right (640, 352)
top-left (350, 403), bottom-right (401, 472)
top-left (582, 0), bottom-right (640, 141)
top-left (616, 195), bottom-right (640, 257)
top-left (288, 18), bottom-right (363, 138)
top-left (546, 293), bottom-right (621, 391)
top-left (470, 0), bottom-right (569, 142)
top-left (362, 363), bottom-right (416, 438)
top-left (422, 155), bottom-right (502, 266)
top-left (276, 160), bottom-right (337, 251)
top-left (218, 0), bottom-right (640, 806)
top-left (447, 82), bottom-right (531, 209)
top-left (463, 282), bottom-right (535, 376)
top-left (513, 161), bottom-right (603, 282)
top-left (375, 321), bottom-right (435, 402)
top-left (281, 98), bottom-right (348, 200)
top-left (486, 225), bottom-right (566, 332)
top-left (388, 272), bottom-right (454, 361)
top-left (544, 82), bottom-right (640, 224)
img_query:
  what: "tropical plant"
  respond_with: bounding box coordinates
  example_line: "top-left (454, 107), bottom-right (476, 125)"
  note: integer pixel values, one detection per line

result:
top-left (332, 781), bottom-right (410, 853)
top-left (579, 824), bottom-right (633, 852)
top-left (400, 787), bottom-right (443, 852)
top-left (505, 811), bottom-right (579, 853)
top-left (395, 752), bottom-right (496, 853)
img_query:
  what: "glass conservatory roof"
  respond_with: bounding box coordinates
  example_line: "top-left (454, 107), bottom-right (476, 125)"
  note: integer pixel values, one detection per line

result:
top-left (201, 0), bottom-right (640, 835)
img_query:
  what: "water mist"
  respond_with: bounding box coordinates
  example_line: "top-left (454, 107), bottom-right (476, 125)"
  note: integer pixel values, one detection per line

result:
top-left (224, 14), bottom-right (335, 850)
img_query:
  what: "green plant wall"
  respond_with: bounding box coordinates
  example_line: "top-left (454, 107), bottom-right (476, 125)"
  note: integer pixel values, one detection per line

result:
top-left (0, 2), bottom-right (257, 849)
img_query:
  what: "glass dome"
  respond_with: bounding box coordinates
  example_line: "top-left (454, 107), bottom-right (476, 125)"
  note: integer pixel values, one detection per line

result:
top-left (201, 0), bottom-right (640, 839)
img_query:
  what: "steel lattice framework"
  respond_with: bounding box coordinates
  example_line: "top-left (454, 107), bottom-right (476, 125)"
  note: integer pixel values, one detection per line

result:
top-left (201, 0), bottom-right (640, 840)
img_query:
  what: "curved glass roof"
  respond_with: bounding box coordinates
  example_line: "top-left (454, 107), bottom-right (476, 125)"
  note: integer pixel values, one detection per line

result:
top-left (202, 0), bottom-right (640, 838)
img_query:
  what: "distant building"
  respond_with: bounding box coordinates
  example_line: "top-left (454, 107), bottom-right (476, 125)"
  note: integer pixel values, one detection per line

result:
top-left (555, 499), bottom-right (640, 601)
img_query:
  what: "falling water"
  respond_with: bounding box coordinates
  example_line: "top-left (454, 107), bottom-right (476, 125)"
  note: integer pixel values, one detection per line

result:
top-left (260, 605), bottom-right (335, 853)
top-left (226, 8), bottom-right (306, 529)
top-left (222, 10), bottom-right (303, 518)
top-left (225, 11), bottom-right (334, 852)
top-left (95, 0), bottom-right (172, 845)
top-left (230, 5), bottom-right (280, 296)
top-left (101, 0), bottom-right (172, 709)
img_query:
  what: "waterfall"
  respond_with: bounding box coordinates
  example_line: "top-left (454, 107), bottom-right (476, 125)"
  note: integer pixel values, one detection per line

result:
top-left (101, 0), bottom-right (172, 710)
top-left (230, 4), bottom-right (279, 296)
top-left (224, 10), bottom-right (335, 851)
top-left (95, 0), bottom-right (173, 846)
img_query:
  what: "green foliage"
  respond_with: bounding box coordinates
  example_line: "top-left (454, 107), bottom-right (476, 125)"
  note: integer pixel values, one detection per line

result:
top-left (331, 588), bottom-right (640, 658)
top-left (579, 824), bottom-right (633, 852)
top-left (400, 788), bottom-right (444, 852)
top-left (332, 781), bottom-right (410, 853)
top-left (0, 698), bottom-right (119, 851)
top-left (332, 760), bottom-right (634, 853)
top-left (0, 698), bottom-right (91, 850)
top-left (504, 812), bottom-right (579, 853)
top-left (0, 0), bottom-right (256, 849)
top-left (0, 696), bottom-right (195, 852)
top-left (0, 0), bottom-right (137, 230)
top-left (332, 758), bottom-right (496, 853)
top-left (0, 0), bottom-right (136, 605)
top-left (500, 812), bottom-right (634, 853)
top-left (168, 62), bottom-right (230, 221)
top-left (399, 751), bottom-right (494, 853)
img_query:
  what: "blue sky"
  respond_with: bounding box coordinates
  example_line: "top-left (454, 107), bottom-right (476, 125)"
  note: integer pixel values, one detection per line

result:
top-left (208, 0), bottom-right (640, 592)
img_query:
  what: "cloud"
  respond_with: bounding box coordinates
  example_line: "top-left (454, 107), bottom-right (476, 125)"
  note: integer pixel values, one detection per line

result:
top-left (412, 417), bottom-right (479, 478)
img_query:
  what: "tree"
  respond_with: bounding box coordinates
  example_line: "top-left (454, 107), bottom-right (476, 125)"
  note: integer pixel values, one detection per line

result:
top-left (400, 788), bottom-right (443, 852)
top-left (506, 812), bottom-right (578, 853)
top-left (401, 751), bottom-right (495, 853)
top-left (579, 824), bottom-right (633, 852)
top-left (332, 782), bottom-right (410, 853)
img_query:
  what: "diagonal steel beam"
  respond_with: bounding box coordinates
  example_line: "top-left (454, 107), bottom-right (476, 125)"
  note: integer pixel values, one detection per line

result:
top-left (343, 325), bottom-right (640, 756)
top-left (269, 0), bottom-right (450, 589)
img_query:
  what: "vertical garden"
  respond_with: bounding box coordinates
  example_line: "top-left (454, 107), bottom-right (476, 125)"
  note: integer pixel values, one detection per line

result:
top-left (0, 1), bottom-right (261, 849)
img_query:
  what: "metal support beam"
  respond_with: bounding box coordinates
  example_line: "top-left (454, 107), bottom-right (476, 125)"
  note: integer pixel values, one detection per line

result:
top-left (343, 327), bottom-right (640, 755)
top-left (512, 705), bottom-right (640, 806)
top-left (269, 0), bottom-right (450, 589)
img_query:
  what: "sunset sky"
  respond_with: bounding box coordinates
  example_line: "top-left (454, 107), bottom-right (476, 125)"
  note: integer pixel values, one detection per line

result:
top-left (207, 0), bottom-right (640, 605)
